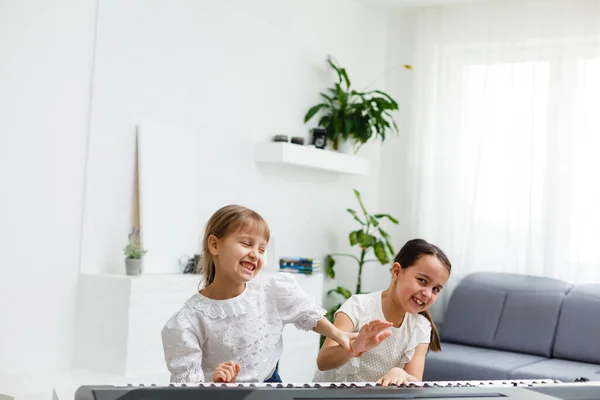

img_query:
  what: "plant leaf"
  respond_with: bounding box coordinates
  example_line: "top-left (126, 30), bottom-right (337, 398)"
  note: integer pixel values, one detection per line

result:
top-left (377, 228), bottom-right (395, 256)
top-left (325, 254), bottom-right (335, 279)
top-left (327, 286), bottom-right (352, 299)
top-left (347, 208), bottom-right (366, 225)
top-left (373, 213), bottom-right (399, 224)
top-left (373, 241), bottom-right (390, 264)
top-left (363, 90), bottom-right (399, 108)
top-left (353, 189), bottom-right (368, 216)
top-left (340, 68), bottom-right (351, 89)
top-left (349, 230), bottom-right (359, 246)
top-left (320, 92), bottom-right (335, 104)
top-left (384, 238), bottom-right (395, 259)
top-left (326, 56), bottom-right (344, 84)
top-left (369, 215), bottom-right (379, 227)
top-left (304, 103), bottom-right (327, 123)
top-left (326, 56), bottom-right (351, 88)
top-left (357, 231), bottom-right (377, 249)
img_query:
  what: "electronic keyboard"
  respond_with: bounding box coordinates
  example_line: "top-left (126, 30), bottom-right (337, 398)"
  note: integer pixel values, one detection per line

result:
top-left (74, 379), bottom-right (600, 400)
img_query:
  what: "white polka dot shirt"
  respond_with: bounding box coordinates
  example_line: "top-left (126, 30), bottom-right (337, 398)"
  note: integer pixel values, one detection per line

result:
top-left (314, 291), bottom-right (431, 382)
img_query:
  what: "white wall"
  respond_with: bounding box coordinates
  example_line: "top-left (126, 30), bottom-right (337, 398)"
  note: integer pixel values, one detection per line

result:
top-left (0, 0), bottom-right (393, 377)
top-left (80, 0), bottom-right (391, 298)
top-left (379, 8), bottom-right (416, 246)
top-left (0, 0), bottom-right (97, 373)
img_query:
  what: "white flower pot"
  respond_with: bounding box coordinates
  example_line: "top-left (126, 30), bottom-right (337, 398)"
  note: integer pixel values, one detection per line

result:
top-left (337, 137), bottom-right (357, 155)
top-left (125, 258), bottom-right (142, 276)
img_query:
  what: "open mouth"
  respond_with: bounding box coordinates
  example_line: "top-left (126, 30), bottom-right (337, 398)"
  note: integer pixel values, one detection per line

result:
top-left (412, 296), bottom-right (425, 307)
top-left (240, 261), bottom-right (256, 273)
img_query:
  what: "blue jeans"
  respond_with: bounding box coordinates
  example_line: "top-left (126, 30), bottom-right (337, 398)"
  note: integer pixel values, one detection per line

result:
top-left (264, 368), bottom-right (282, 383)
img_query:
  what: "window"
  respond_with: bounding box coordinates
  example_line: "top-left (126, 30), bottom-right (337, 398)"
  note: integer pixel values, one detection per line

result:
top-left (460, 61), bottom-right (548, 231)
top-left (569, 58), bottom-right (600, 270)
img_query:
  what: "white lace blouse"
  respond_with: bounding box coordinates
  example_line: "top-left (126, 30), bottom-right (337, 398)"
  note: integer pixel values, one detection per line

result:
top-left (161, 273), bottom-right (325, 383)
top-left (313, 291), bottom-right (431, 382)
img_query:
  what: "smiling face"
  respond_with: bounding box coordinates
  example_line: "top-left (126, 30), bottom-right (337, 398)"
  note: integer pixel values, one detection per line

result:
top-left (391, 255), bottom-right (450, 314)
top-left (208, 226), bottom-right (268, 284)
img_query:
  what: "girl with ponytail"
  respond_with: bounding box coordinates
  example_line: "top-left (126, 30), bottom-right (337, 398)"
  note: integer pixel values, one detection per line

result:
top-left (314, 239), bottom-right (451, 386)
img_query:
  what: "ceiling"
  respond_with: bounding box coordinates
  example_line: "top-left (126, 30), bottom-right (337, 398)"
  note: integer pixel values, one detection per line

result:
top-left (356, 0), bottom-right (502, 8)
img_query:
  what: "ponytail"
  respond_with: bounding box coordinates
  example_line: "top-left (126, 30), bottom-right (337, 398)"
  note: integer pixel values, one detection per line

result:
top-left (196, 252), bottom-right (216, 288)
top-left (419, 309), bottom-right (442, 352)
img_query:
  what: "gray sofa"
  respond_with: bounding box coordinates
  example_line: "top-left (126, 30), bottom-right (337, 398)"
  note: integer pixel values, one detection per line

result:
top-left (424, 272), bottom-right (600, 382)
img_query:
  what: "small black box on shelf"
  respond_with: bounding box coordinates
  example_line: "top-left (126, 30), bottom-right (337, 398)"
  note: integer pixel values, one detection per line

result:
top-left (311, 128), bottom-right (327, 149)
top-left (291, 137), bottom-right (304, 145)
top-left (273, 134), bottom-right (289, 142)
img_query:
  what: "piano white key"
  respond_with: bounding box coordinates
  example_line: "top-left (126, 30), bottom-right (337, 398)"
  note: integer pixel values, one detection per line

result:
top-left (111, 379), bottom-right (564, 389)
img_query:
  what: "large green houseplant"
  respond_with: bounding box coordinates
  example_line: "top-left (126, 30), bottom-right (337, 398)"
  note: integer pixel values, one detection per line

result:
top-left (324, 189), bottom-right (399, 329)
top-left (304, 56), bottom-right (402, 153)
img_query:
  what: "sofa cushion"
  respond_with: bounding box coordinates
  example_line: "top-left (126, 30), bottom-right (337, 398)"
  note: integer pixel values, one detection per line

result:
top-left (493, 291), bottom-right (565, 357)
top-left (442, 282), bottom-right (506, 347)
top-left (510, 358), bottom-right (600, 382)
top-left (423, 342), bottom-right (545, 381)
top-left (442, 272), bottom-right (572, 354)
top-left (553, 284), bottom-right (600, 364)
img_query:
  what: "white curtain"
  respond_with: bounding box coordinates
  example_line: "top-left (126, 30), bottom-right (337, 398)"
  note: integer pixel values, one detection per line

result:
top-left (397, 0), bottom-right (600, 302)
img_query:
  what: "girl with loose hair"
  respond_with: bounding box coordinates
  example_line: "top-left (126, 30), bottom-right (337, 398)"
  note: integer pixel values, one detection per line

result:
top-left (314, 239), bottom-right (451, 386)
top-left (162, 205), bottom-right (391, 383)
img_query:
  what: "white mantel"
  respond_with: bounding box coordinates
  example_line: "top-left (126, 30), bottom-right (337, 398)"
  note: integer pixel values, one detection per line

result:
top-left (72, 273), bottom-right (201, 377)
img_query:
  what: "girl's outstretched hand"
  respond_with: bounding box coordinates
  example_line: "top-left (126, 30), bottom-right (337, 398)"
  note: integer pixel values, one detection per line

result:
top-left (212, 361), bottom-right (241, 383)
top-left (333, 330), bottom-right (359, 355)
top-left (350, 320), bottom-right (393, 354)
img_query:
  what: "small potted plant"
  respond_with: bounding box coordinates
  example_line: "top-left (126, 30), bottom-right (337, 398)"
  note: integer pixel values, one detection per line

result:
top-left (123, 227), bottom-right (147, 276)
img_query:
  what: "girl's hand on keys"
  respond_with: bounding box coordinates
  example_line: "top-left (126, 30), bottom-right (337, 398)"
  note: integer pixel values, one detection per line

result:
top-left (212, 362), bottom-right (241, 383)
top-left (350, 320), bottom-right (393, 355)
top-left (376, 367), bottom-right (417, 386)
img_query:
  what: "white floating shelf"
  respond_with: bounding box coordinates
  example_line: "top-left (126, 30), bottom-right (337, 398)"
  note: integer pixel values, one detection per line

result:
top-left (255, 142), bottom-right (370, 176)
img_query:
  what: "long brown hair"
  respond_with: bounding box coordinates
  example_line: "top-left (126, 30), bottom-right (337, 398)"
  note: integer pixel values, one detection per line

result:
top-left (197, 205), bottom-right (270, 288)
top-left (394, 238), bottom-right (451, 352)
